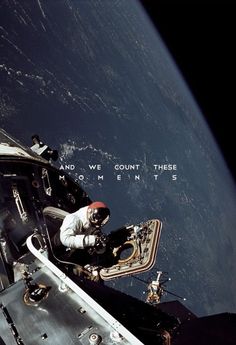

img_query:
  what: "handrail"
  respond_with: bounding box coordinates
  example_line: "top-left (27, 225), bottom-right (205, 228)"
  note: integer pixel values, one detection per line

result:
top-left (26, 234), bottom-right (144, 345)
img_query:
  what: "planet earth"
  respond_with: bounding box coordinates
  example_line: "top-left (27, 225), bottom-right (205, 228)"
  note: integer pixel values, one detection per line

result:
top-left (0, 0), bottom-right (236, 317)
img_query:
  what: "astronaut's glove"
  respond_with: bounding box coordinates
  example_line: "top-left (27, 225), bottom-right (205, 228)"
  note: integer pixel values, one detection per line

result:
top-left (94, 233), bottom-right (109, 254)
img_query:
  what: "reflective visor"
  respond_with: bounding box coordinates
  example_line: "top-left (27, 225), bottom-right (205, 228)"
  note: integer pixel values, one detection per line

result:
top-left (91, 208), bottom-right (110, 226)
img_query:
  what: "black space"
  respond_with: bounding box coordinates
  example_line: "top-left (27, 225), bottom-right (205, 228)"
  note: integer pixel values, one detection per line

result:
top-left (140, 1), bottom-right (235, 179)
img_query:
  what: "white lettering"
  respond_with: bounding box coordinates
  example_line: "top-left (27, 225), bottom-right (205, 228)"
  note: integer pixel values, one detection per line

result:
top-left (89, 164), bottom-right (102, 170)
top-left (153, 164), bottom-right (177, 171)
top-left (114, 164), bottom-right (140, 171)
top-left (59, 164), bottom-right (75, 170)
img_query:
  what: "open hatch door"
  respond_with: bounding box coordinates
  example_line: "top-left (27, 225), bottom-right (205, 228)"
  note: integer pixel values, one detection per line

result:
top-left (100, 219), bottom-right (162, 280)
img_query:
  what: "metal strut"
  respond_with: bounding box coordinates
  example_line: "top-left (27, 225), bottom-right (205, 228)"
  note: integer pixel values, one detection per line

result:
top-left (41, 168), bottom-right (52, 196)
top-left (12, 185), bottom-right (28, 223)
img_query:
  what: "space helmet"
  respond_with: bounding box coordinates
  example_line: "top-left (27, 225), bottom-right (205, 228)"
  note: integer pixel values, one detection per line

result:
top-left (88, 201), bottom-right (110, 228)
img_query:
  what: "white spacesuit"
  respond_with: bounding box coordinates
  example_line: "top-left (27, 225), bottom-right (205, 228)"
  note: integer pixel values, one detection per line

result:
top-left (60, 201), bottom-right (110, 249)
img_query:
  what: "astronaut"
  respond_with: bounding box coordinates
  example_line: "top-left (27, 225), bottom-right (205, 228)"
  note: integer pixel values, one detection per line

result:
top-left (60, 201), bottom-right (110, 252)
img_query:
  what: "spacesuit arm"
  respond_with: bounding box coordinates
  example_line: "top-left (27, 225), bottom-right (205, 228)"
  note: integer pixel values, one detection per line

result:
top-left (60, 217), bottom-right (96, 249)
